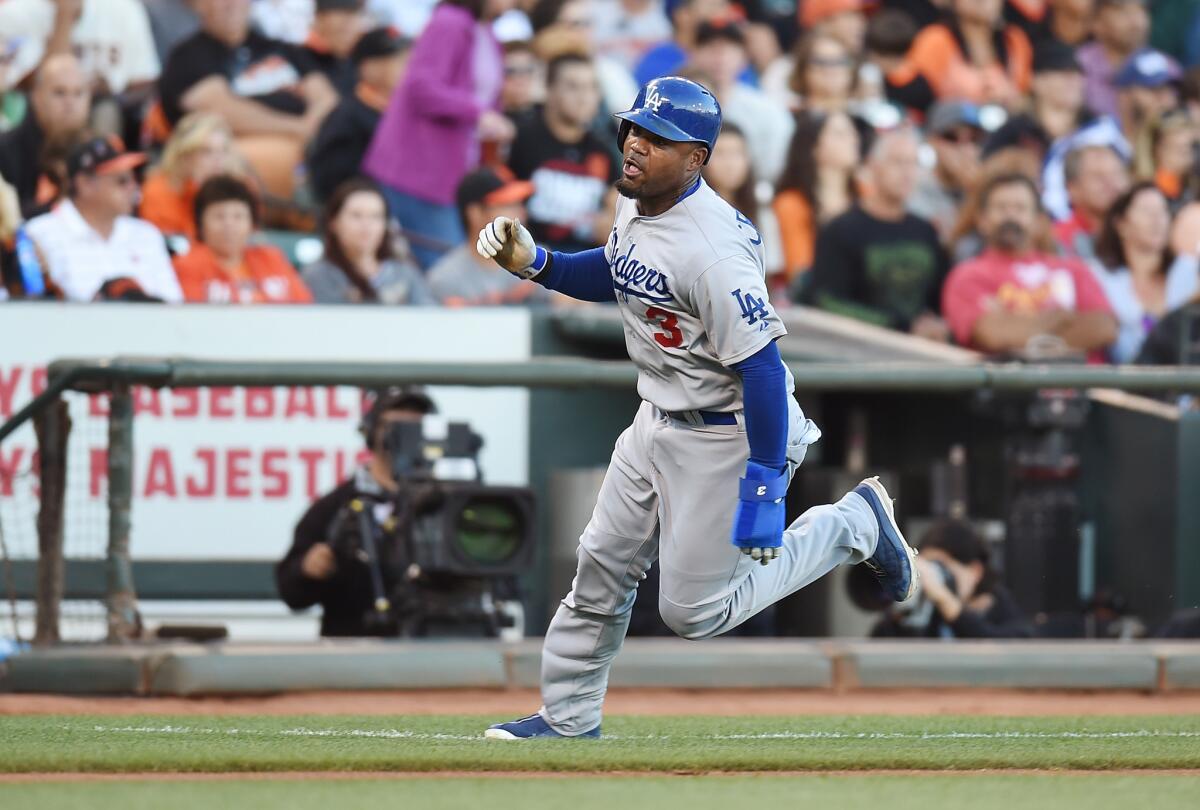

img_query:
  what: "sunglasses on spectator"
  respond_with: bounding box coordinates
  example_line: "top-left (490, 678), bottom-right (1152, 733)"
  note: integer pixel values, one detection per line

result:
top-left (937, 128), bottom-right (983, 145)
top-left (505, 64), bottom-right (537, 77)
top-left (105, 172), bottom-right (138, 187)
top-left (810, 56), bottom-right (852, 68)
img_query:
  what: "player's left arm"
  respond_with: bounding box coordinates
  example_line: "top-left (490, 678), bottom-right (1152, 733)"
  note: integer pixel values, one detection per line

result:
top-left (730, 341), bottom-right (789, 564)
top-left (691, 254), bottom-right (789, 564)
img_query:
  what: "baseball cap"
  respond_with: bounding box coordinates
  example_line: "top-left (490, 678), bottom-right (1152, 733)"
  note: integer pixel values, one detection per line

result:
top-left (456, 166), bottom-right (535, 212)
top-left (925, 101), bottom-right (983, 137)
top-left (801, 0), bottom-right (865, 28)
top-left (351, 26), bottom-right (410, 64)
top-left (315, 0), bottom-right (362, 11)
top-left (695, 17), bottom-right (747, 48)
top-left (1033, 41), bottom-right (1081, 74)
top-left (1114, 48), bottom-right (1182, 89)
top-left (66, 135), bottom-right (147, 178)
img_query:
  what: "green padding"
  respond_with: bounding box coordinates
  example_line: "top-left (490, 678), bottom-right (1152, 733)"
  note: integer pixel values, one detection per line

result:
top-left (848, 644), bottom-right (1159, 689)
top-left (1163, 653), bottom-right (1200, 689)
top-left (507, 640), bottom-right (832, 689)
top-left (148, 643), bottom-right (508, 696)
top-left (2, 650), bottom-right (149, 694)
top-left (9, 559), bottom-right (278, 601)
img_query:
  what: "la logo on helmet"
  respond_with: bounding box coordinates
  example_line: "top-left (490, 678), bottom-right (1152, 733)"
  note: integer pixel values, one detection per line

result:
top-left (644, 89), bottom-right (666, 112)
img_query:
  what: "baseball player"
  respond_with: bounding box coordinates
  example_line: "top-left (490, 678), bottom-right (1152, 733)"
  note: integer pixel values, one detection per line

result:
top-left (477, 77), bottom-right (918, 740)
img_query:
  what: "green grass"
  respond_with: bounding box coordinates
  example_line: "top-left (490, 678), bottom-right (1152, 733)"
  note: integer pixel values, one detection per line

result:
top-left (4, 775), bottom-right (1200, 810)
top-left (1, 715), bottom-right (1198, 774)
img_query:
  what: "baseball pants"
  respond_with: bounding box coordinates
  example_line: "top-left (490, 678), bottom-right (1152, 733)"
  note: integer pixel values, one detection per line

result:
top-left (539, 398), bottom-right (881, 735)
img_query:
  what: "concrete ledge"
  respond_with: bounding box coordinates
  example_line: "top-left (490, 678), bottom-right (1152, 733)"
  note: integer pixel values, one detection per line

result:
top-left (148, 642), bottom-right (509, 696)
top-left (1162, 651), bottom-right (1200, 690)
top-left (1, 646), bottom-right (162, 695)
top-left (843, 642), bottom-right (1161, 690)
top-left (2, 639), bottom-right (1197, 696)
top-left (506, 640), bottom-right (832, 689)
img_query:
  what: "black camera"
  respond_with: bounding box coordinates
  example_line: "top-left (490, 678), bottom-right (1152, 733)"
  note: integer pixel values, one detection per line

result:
top-left (847, 558), bottom-right (955, 632)
top-left (329, 417), bottom-right (535, 637)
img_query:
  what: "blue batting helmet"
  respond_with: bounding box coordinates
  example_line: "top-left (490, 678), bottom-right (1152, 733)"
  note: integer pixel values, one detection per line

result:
top-left (615, 77), bottom-right (722, 164)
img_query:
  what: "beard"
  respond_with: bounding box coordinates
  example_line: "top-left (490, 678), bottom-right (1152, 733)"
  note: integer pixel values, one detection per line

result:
top-left (614, 177), bottom-right (643, 199)
top-left (992, 220), bottom-right (1029, 251)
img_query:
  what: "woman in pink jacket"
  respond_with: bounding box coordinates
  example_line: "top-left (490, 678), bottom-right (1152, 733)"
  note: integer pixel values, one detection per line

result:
top-left (362, 0), bottom-right (516, 269)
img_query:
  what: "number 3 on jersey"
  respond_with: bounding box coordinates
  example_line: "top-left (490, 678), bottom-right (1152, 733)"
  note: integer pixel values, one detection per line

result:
top-left (646, 306), bottom-right (683, 348)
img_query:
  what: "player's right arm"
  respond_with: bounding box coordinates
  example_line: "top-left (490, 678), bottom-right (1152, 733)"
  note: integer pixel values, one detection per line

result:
top-left (476, 216), bottom-right (616, 303)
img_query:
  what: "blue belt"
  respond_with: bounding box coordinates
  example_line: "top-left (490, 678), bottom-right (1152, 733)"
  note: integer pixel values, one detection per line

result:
top-left (665, 409), bottom-right (738, 426)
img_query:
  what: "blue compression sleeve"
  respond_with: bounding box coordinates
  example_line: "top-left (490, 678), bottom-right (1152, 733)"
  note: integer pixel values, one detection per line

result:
top-left (732, 341), bottom-right (788, 471)
top-left (531, 246), bottom-right (616, 303)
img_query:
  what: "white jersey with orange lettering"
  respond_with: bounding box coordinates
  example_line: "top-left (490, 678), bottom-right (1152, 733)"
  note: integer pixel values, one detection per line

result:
top-left (604, 178), bottom-right (793, 413)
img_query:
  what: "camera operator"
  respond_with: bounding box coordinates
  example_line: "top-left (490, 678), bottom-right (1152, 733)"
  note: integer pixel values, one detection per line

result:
top-left (871, 520), bottom-right (1034, 639)
top-left (275, 386), bottom-right (436, 637)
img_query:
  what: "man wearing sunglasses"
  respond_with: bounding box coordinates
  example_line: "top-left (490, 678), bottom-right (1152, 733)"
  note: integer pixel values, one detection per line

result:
top-left (21, 135), bottom-right (182, 302)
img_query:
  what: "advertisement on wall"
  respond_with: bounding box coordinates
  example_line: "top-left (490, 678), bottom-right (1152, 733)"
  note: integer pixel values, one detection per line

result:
top-left (0, 305), bottom-right (533, 561)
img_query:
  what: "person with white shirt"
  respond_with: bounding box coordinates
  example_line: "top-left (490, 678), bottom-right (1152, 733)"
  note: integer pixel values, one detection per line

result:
top-left (24, 136), bottom-right (183, 303)
top-left (0, 0), bottom-right (160, 95)
top-left (1088, 181), bottom-right (1199, 363)
top-left (687, 19), bottom-right (792, 184)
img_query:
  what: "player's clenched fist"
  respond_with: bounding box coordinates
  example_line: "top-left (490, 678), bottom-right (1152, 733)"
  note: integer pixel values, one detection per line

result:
top-left (476, 216), bottom-right (539, 279)
top-left (731, 461), bottom-right (787, 565)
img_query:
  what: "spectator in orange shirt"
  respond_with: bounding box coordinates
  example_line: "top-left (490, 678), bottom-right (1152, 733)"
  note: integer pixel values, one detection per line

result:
top-left (895, 0), bottom-right (1033, 110)
top-left (140, 113), bottom-right (243, 240)
top-left (173, 174), bottom-right (312, 303)
top-left (772, 111), bottom-right (861, 283)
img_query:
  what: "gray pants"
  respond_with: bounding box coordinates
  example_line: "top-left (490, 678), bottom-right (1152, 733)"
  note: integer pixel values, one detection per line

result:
top-left (540, 400), bottom-right (881, 735)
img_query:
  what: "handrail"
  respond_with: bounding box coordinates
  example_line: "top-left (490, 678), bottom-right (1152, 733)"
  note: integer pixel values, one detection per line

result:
top-left (2, 355), bottom-right (1199, 445)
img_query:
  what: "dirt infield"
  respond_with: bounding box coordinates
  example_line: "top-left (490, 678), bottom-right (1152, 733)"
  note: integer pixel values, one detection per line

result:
top-left (3, 688), bottom-right (1200, 717)
top-left (4, 769), bottom-right (1200, 783)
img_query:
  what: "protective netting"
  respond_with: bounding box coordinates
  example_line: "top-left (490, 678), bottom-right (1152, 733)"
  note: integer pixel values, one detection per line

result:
top-left (0, 392), bottom-right (110, 642)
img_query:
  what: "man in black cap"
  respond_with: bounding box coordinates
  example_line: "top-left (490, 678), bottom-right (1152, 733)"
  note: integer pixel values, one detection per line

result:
top-left (307, 27), bottom-right (411, 203)
top-left (302, 0), bottom-right (369, 96)
top-left (426, 166), bottom-right (556, 307)
top-left (277, 387), bottom-right (437, 637)
top-left (985, 41), bottom-right (1089, 163)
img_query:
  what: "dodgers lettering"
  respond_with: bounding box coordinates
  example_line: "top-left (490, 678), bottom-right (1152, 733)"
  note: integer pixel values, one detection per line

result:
top-left (610, 239), bottom-right (672, 304)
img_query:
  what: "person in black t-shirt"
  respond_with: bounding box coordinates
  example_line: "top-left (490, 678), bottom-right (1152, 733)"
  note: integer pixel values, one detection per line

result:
top-left (158, 0), bottom-right (338, 198)
top-left (800, 127), bottom-right (950, 340)
top-left (301, 0), bottom-right (368, 97)
top-left (307, 27), bottom-right (411, 204)
top-left (506, 53), bottom-right (619, 254)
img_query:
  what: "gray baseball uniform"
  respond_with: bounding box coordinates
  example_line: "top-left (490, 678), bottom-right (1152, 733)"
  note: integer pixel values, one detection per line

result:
top-left (540, 180), bottom-right (883, 734)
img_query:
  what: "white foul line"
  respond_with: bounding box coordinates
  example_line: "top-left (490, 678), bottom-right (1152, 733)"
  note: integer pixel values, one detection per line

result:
top-left (74, 725), bottom-right (1200, 743)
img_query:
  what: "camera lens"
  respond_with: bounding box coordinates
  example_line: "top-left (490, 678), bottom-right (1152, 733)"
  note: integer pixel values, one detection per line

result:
top-left (453, 498), bottom-right (524, 566)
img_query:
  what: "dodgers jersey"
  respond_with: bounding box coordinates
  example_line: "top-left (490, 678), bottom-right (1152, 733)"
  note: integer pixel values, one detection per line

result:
top-left (604, 178), bottom-right (790, 412)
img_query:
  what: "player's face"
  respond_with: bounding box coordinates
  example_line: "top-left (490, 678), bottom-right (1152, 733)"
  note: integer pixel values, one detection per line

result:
top-left (617, 124), bottom-right (706, 201)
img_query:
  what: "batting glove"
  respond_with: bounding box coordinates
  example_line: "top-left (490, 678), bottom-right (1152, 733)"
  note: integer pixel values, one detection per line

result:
top-left (731, 460), bottom-right (787, 565)
top-left (476, 216), bottom-right (539, 279)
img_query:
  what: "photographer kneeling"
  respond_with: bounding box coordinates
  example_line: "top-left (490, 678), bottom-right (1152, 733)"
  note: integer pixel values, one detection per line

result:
top-left (276, 387), bottom-right (435, 637)
top-left (870, 520), bottom-right (1033, 639)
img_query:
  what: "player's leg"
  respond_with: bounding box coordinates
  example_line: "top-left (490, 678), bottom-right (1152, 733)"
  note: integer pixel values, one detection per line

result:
top-left (487, 403), bottom-right (660, 739)
top-left (654, 402), bottom-right (883, 640)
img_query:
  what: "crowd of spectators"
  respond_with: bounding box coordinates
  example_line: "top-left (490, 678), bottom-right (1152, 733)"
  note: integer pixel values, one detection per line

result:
top-left (3, 0), bottom-right (1200, 364)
